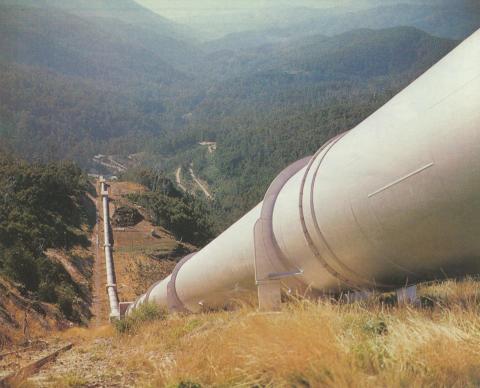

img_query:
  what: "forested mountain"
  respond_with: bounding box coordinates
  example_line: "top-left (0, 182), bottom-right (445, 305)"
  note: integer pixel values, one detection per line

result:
top-left (202, 27), bottom-right (456, 85)
top-left (0, 62), bottom-right (160, 162)
top-left (147, 27), bottom-right (456, 160)
top-left (0, 0), bottom-right (192, 41)
top-left (0, 0), bottom-right (203, 163)
top-left (204, 2), bottom-right (480, 51)
top-left (0, 0), bottom-right (477, 228)
top-left (0, 2), bottom-right (200, 81)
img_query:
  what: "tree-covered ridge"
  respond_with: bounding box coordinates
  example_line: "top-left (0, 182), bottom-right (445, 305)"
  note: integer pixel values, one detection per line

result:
top-left (0, 155), bottom-right (93, 321)
top-left (202, 1), bottom-right (479, 50)
top-left (149, 27), bottom-right (456, 153)
top-left (0, 62), bottom-right (163, 163)
top-left (0, 0), bottom-right (204, 163)
top-left (0, 1), bottom-right (198, 80)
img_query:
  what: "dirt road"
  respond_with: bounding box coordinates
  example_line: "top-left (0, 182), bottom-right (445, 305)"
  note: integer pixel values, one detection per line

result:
top-left (89, 185), bottom-right (109, 327)
top-left (175, 167), bottom-right (188, 192)
top-left (189, 165), bottom-right (213, 200)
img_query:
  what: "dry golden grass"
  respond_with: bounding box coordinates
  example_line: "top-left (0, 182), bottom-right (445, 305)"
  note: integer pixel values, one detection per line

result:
top-left (95, 278), bottom-right (480, 388)
top-left (58, 325), bottom-right (114, 344)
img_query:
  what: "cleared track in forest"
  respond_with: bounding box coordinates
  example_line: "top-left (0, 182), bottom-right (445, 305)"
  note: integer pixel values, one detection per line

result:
top-left (175, 167), bottom-right (188, 192)
top-left (189, 164), bottom-right (213, 200)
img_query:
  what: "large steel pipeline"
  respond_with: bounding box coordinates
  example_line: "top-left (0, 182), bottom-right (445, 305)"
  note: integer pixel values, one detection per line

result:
top-left (128, 29), bottom-right (480, 315)
top-left (100, 178), bottom-right (120, 320)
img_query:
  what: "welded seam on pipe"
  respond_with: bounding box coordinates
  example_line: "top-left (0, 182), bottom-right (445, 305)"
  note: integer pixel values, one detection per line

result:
top-left (368, 162), bottom-right (435, 198)
top-left (308, 132), bottom-right (391, 289)
top-left (166, 253), bottom-right (197, 313)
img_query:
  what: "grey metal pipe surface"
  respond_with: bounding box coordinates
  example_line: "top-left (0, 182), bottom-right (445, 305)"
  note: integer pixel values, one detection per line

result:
top-left (129, 29), bottom-right (480, 315)
top-left (101, 179), bottom-right (120, 319)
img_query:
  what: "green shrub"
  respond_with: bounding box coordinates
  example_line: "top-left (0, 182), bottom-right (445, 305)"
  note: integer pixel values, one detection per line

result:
top-left (56, 284), bottom-right (79, 321)
top-left (362, 317), bottom-right (388, 335)
top-left (115, 302), bottom-right (166, 334)
top-left (176, 382), bottom-right (202, 388)
top-left (1, 245), bottom-right (39, 291)
top-left (0, 156), bottom-right (88, 322)
top-left (128, 191), bottom-right (214, 246)
top-left (124, 168), bottom-right (215, 246)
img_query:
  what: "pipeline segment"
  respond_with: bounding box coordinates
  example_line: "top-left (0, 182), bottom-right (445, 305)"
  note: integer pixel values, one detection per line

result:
top-left (128, 29), bottom-right (480, 315)
top-left (100, 178), bottom-right (120, 320)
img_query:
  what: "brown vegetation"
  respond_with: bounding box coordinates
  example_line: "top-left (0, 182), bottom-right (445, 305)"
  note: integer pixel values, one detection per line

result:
top-left (0, 277), bottom-right (63, 349)
top-left (29, 278), bottom-right (480, 387)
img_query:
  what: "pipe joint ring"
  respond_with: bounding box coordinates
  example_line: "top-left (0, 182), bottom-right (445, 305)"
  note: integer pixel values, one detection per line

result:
top-left (166, 252), bottom-right (197, 313)
top-left (254, 156), bottom-right (311, 286)
top-left (298, 133), bottom-right (388, 289)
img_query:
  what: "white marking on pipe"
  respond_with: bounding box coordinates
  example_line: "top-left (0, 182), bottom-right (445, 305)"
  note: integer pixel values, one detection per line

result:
top-left (368, 162), bottom-right (435, 198)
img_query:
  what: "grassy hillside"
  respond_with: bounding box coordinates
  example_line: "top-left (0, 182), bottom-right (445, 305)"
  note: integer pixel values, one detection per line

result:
top-left (32, 278), bottom-right (480, 386)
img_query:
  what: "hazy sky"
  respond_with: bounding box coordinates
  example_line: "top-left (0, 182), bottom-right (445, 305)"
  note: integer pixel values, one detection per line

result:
top-left (133, 0), bottom-right (456, 39)
top-left (135, 0), bottom-right (363, 20)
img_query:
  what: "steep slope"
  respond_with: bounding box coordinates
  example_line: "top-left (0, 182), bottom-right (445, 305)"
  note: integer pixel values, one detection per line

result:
top-left (0, 157), bottom-right (97, 345)
top-left (0, 63), bottom-right (162, 162)
top-left (0, 0), bottom-right (205, 163)
top-left (0, 4), bottom-right (189, 82)
top-left (0, 0), bottom-right (193, 40)
top-left (100, 180), bottom-right (199, 304)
